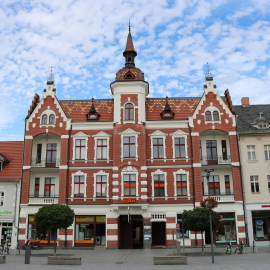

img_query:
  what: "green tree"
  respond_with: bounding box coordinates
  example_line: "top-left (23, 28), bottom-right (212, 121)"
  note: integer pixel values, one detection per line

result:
top-left (34, 204), bottom-right (74, 255)
top-left (182, 207), bottom-right (220, 254)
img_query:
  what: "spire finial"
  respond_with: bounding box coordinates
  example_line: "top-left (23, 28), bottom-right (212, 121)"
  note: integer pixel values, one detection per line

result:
top-left (47, 66), bottom-right (54, 82)
top-left (129, 19), bottom-right (131, 33)
top-left (205, 62), bottom-right (213, 81)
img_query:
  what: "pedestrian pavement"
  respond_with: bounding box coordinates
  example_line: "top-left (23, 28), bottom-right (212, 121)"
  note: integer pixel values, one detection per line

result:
top-left (1, 245), bottom-right (270, 270)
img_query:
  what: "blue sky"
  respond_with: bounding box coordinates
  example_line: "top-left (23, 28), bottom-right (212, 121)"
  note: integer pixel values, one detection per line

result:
top-left (1, 0), bottom-right (270, 141)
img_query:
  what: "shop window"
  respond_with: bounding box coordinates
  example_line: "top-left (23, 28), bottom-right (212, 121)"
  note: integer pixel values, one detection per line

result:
top-left (250, 176), bottom-right (259, 193)
top-left (49, 114), bottom-right (55, 124)
top-left (154, 174), bottom-right (165, 196)
top-left (44, 177), bottom-right (55, 197)
top-left (123, 136), bottom-right (135, 158)
top-left (215, 213), bottom-right (237, 243)
top-left (264, 145), bottom-right (270, 160)
top-left (253, 219), bottom-right (268, 240)
top-left (123, 174), bottom-right (136, 196)
top-left (209, 175), bottom-right (220, 195)
top-left (75, 139), bottom-right (86, 160)
top-left (96, 175), bottom-right (107, 197)
top-left (176, 174), bottom-right (187, 196)
top-left (34, 178), bottom-right (40, 197)
top-left (247, 145), bottom-right (256, 160)
top-left (97, 139), bottom-right (107, 160)
top-left (224, 175), bottom-right (231, 195)
top-left (153, 138), bottom-right (164, 159)
top-left (177, 214), bottom-right (189, 237)
top-left (205, 111), bottom-right (212, 121)
top-left (41, 114), bottom-right (48, 124)
top-left (74, 175), bottom-right (85, 197)
top-left (174, 138), bottom-right (186, 158)
top-left (125, 103), bottom-right (134, 121)
top-left (0, 192), bottom-right (4, 206)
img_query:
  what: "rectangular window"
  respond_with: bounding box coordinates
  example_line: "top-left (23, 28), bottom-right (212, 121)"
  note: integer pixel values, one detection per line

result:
top-left (123, 137), bottom-right (135, 158)
top-left (36, 144), bottom-right (42, 163)
top-left (209, 175), bottom-right (220, 195)
top-left (221, 140), bottom-right (228, 160)
top-left (44, 177), bottom-right (55, 197)
top-left (250, 176), bottom-right (259, 193)
top-left (176, 174), bottom-right (187, 196)
top-left (46, 143), bottom-right (57, 167)
top-left (34, 178), bottom-right (40, 197)
top-left (206, 140), bottom-right (218, 164)
top-left (177, 214), bottom-right (189, 237)
top-left (224, 175), bottom-right (231, 195)
top-left (264, 145), bottom-right (270, 160)
top-left (75, 139), bottom-right (86, 160)
top-left (153, 138), bottom-right (164, 159)
top-left (154, 174), bottom-right (165, 196)
top-left (268, 175), bottom-right (270, 192)
top-left (97, 139), bottom-right (107, 160)
top-left (74, 175), bottom-right (85, 197)
top-left (123, 174), bottom-right (136, 196)
top-left (199, 140), bottom-right (202, 160)
top-left (174, 138), bottom-right (186, 158)
top-left (96, 175), bottom-right (107, 197)
top-left (247, 145), bottom-right (256, 160)
top-left (0, 192), bottom-right (4, 206)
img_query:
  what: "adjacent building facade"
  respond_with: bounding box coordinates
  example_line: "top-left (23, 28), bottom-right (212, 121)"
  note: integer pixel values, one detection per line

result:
top-left (0, 141), bottom-right (23, 249)
top-left (18, 29), bottom-right (245, 248)
top-left (235, 99), bottom-right (270, 246)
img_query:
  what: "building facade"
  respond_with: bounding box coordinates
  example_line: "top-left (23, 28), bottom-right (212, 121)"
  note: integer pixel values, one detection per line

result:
top-left (0, 141), bottom-right (23, 249)
top-left (18, 29), bottom-right (245, 248)
top-left (235, 99), bottom-right (270, 246)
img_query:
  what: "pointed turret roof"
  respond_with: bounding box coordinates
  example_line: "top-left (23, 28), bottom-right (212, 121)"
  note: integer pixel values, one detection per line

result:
top-left (124, 26), bottom-right (137, 55)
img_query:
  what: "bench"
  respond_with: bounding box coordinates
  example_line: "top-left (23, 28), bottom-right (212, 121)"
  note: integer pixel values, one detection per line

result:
top-left (153, 256), bottom-right (187, 265)
top-left (48, 256), bottom-right (81, 265)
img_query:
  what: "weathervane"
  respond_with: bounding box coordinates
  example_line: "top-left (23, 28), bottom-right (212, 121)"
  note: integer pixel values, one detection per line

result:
top-left (47, 66), bottom-right (54, 82)
top-left (205, 62), bottom-right (213, 80)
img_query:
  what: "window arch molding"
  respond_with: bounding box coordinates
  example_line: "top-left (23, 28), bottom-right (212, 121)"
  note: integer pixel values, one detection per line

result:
top-left (203, 106), bottom-right (222, 124)
top-left (123, 101), bottom-right (136, 123)
top-left (40, 109), bottom-right (57, 126)
top-left (71, 132), bottom-right (90, 163)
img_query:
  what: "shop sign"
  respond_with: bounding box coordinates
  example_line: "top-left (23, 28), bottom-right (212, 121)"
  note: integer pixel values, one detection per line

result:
top-left (76, 216), bottom-right (94, 222)
top-left (261, 205), bottom-right (270, 208)
top-left (75, 240), bottom-right (94, 244)
top-left (123, 198), bottom-right (136, 203)
top-left (0, 211), bottom-right (14, 216)
top-left (96, 216), bottom-right (106, 222)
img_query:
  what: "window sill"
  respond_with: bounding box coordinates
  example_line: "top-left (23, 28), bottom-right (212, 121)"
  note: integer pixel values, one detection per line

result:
top-left (248, 160), bottom-right (258, 162)
top-left (251, 192), bottom-right (260, 194)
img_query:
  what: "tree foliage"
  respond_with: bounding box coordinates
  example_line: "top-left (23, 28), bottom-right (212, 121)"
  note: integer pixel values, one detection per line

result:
top-left (183, 207), bottom-right (221, 232)
top-left (34, 204), bottom-right (74, 231)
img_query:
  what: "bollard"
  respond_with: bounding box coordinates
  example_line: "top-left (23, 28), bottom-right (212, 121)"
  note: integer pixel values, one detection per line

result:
top-left (25, 244), bottom-right (31, 264)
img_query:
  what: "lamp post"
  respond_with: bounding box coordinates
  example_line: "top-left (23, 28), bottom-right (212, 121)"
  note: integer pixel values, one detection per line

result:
top-left (205, 168), bottom-right (214, 263)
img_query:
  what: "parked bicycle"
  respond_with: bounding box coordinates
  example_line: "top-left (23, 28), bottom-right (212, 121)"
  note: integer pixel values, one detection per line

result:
top-left (225, 241), bottom-right (232, 254)
top-left (234, 240), bottom-right (244, 254)
top-left (0, 241), bottom-right (10, 255)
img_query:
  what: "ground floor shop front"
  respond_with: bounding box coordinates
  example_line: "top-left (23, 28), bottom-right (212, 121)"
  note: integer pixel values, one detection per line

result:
top-left (18, 203), bottom-right (245, 248)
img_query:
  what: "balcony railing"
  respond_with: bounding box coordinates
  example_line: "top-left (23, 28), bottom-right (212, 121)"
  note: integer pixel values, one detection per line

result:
top-left (31, 158), bottom-right (60, 168)
top-left (203, 194), bottom-right (235, 202)
top-left (28, 197), bottom-right (59, 204)
top-left (201, 155), bottom-right (231, 165)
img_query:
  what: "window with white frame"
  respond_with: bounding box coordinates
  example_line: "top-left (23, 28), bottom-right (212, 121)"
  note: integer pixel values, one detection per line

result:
top-left (153, 174), bottom-right (165, 196)
top-left (93, 131), bottom-right (111, 162)
top-left (123, 174), bottom-right (136, 196)
top-left (205, 111), bottom-right (212, 121)
top-left (96, 175), bottom-right (107, 197)
top-left (44, 177), bottom-right (55, 197)
top-left (41, 114), bottom-right (48, 124)
top-left (75, 139), bottom-right (86, 160)
top-left (250, 176), bottom-right (259, 193)
top-left (204, 106), bottom-right (221, 122)
top-left (174, 138), bottom-right (186, 158)
top-left (72, 132), bottom-right (89, 161)
top-left (49, 114), bottom-right (55, 124)
top-left (264, 145), bottom-right (270, 160)
top-left (213, 111), bottom-right (219, 121)
top-left (174, 169), bottom-right (189, 197)
top-left (119, 129), bottom-right (140, 161)
top-left (72, 171), bottom-right (87, 199)
top-left (209, 175), bottom-right (220, 195)
top-left (153, 138), bottom-right (164, 158)
top-left (0, 192), bottom-right (4, 206)
top-left (247, 145), bottom-right (256, 160)
top-left (268, 175), bottom-right (270, 192)
top-left (40, 110), bottom-right (56, 125)
top-left (125, 103), bottom-right (134, 121)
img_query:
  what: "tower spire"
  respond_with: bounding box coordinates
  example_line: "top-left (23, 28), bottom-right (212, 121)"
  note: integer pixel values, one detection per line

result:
top-left (123, 23), bottom-right (137, 68)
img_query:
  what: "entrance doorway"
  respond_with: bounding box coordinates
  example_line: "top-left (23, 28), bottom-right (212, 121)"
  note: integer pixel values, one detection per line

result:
top-left (152, 222), bottom-right (166, 246)
top-left (119, 215), bottom-right (143, 249)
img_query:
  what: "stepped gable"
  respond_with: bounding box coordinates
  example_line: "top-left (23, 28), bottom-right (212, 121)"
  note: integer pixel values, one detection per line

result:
top-left (27, 93), bottom-right (40, 118)
top-left (0, 141), bottom-right (23, 181)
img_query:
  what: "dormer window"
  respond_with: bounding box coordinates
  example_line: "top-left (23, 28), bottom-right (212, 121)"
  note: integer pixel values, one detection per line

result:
top-left (86, 98), bottom-right (100, 121)
top-left (205, 111), bottom-right (212, 121)
top-left (0, 155), bottom-right (9, 173)
top-left (125, 103), bottom-right (134, 121)
top-left (160, 96), bottom-right (175, 120)
top-left (124, 71), bottom-right (135, 79)
top-left (49, 114), bottom-right (55, 124)
top-left (42, 114), bottom-right (48, 124)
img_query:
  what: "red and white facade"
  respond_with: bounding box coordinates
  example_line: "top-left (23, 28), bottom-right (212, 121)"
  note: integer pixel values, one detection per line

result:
top-left (18, 29), bottom-right (245, 248)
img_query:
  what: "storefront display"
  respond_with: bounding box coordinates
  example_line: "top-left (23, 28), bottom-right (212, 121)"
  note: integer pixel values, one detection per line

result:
top-left (214, 213), bottom-right (236, 243)
top-left (252, 211), bottom-right (270, 241)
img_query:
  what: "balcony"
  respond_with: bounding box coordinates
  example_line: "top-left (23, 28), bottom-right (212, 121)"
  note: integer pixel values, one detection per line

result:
top-left (31, 158), bottom-right (60, 168)
top-left (201, 155), bottom-right (231, 166)
top-left (203, 194), bottom-right (235, 202)
top-left (28, 197), bottom-right (59, 204)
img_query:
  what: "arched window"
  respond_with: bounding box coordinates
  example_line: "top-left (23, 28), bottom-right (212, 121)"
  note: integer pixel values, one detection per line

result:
top-left (205, 111), bottom-right (212, 121)
top-left (41, 114), bottom-right (48, 124)
top-left (49, 114), bottom-right (55, 124)
top-left (125, 103), bottom-right (134, 121)
top-left (213, 111), bottom-right (219, 121)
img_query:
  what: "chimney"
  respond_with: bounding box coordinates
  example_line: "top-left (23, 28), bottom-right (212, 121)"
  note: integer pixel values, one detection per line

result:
top-left (241, 97), bottom-right (250, 106)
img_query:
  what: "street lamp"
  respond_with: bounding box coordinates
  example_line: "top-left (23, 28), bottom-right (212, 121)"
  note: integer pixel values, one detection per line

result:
top-left (205, 168), bottom-right (214, 263)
